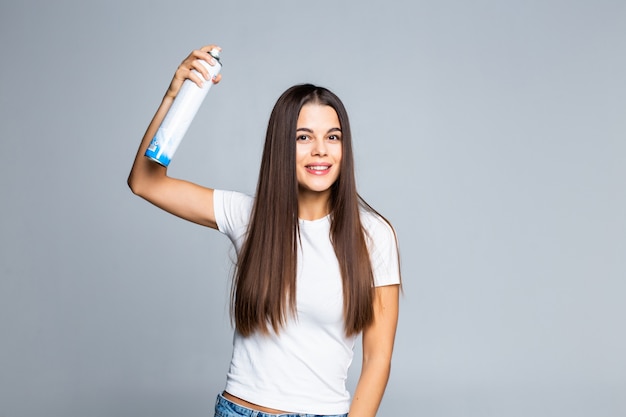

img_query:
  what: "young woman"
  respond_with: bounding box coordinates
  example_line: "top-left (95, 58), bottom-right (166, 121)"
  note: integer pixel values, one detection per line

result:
top-left (128, 44), bottom-right (401, 417)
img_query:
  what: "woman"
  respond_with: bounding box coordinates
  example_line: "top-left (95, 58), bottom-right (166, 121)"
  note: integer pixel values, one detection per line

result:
top-left (128, 44), bottom-right (401, 417)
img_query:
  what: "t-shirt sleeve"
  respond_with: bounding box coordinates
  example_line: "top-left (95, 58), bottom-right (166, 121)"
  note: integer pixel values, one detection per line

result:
top-left (364, 214), bottom-right (401, 287)
top-left (213, 189), bottom-right (254, 245)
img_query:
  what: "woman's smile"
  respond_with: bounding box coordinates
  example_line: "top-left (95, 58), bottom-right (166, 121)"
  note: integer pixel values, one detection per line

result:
top-left (305, 163), bottom-right (332, 175)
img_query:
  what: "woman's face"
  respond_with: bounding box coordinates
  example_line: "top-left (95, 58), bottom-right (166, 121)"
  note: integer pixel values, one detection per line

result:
top-left (294, 103), bottom-right (342, 197)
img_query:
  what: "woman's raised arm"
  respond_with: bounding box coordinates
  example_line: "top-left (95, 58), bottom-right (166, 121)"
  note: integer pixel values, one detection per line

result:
top-left (128, 45), bottom-right (222, 229)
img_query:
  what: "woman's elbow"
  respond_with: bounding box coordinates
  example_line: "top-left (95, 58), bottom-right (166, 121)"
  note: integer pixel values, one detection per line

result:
top-left (362, 352), bottom-right (393, 373)
top-left (127, 173), bottom-right (147, 197)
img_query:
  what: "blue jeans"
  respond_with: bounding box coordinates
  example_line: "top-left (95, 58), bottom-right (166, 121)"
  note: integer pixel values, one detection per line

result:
top-left (214, 393), bottom-right (348, 417)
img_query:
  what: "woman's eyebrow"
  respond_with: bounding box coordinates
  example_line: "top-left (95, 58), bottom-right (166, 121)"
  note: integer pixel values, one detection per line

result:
top-left (296, 127), bottom-right (342, 133)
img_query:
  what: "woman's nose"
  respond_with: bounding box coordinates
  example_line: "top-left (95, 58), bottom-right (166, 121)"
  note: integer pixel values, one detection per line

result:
top-left (312, 139), bottom-right (327, 156)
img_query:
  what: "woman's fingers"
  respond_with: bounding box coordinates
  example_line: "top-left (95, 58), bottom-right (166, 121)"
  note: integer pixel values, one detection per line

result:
top-left (166, 45), bottom-right (222, 96)
top-left (186, 45), bottom-right (222, 82)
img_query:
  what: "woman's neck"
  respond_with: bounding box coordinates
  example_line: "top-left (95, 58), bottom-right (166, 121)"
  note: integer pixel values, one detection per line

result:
top-left (297, 190), bottom-right (331, 221)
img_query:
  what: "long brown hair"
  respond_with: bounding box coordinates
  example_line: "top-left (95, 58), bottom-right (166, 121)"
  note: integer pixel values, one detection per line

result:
top-left (232, 84), bottom-right (382, 336)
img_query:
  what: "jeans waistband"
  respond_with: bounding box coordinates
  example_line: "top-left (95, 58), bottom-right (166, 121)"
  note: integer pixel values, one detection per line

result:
top-left (214, 393), bottom-right (348, 417)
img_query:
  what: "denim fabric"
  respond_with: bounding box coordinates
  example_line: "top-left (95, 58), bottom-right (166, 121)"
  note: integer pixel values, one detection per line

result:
top-left (214, 393), bottom-right (348, 417)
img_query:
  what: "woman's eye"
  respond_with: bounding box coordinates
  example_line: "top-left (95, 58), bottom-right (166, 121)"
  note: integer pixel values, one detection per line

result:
top-left (297, 135), bottom-right (309, 141)
top-left (329, 135), bottom-right (341, 141)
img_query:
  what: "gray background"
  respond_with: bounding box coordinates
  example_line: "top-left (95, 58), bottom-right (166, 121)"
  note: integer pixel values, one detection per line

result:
top-left (1, 1), bottom-right (625, 416)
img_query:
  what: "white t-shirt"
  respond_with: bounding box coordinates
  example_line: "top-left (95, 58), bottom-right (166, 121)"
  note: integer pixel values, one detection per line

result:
top-left (214, 190), bottom-right (400, 414)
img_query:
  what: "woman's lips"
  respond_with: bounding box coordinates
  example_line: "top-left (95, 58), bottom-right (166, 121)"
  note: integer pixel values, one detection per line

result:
top-left (305, 164), bottom-right (332, 175)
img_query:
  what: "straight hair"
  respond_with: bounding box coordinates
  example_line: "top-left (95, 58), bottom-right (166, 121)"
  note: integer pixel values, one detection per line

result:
top-left (232, 84), bottom-right (389, 336)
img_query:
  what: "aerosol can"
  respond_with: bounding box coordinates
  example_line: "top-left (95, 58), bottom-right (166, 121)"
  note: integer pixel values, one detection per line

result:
top-left (145, 48), bottom-right (222, 167)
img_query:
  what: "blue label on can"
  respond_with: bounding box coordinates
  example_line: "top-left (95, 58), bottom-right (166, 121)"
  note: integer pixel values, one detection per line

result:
top-left (144, 135), bottom-right (171, 167)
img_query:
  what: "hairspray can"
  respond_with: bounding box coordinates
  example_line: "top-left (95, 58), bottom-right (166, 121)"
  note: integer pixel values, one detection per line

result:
top-left (145, 48), bottom-right (222, 166)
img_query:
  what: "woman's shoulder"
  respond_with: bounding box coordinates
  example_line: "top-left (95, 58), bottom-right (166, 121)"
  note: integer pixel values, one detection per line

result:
top-left (213, 189), bottom-right (255, 234)
top-left (360, 205), bottom-right (401, 284)
top-left (215, 189), bottom-right (254, 206)
top-left (359, 205), bottom-right (397, 243)
top-left (360, 204), bottom-right (393, 228)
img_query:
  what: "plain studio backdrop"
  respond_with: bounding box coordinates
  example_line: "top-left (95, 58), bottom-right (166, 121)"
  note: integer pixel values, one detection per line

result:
top-left (1, 1), bottom-right (625, 416)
